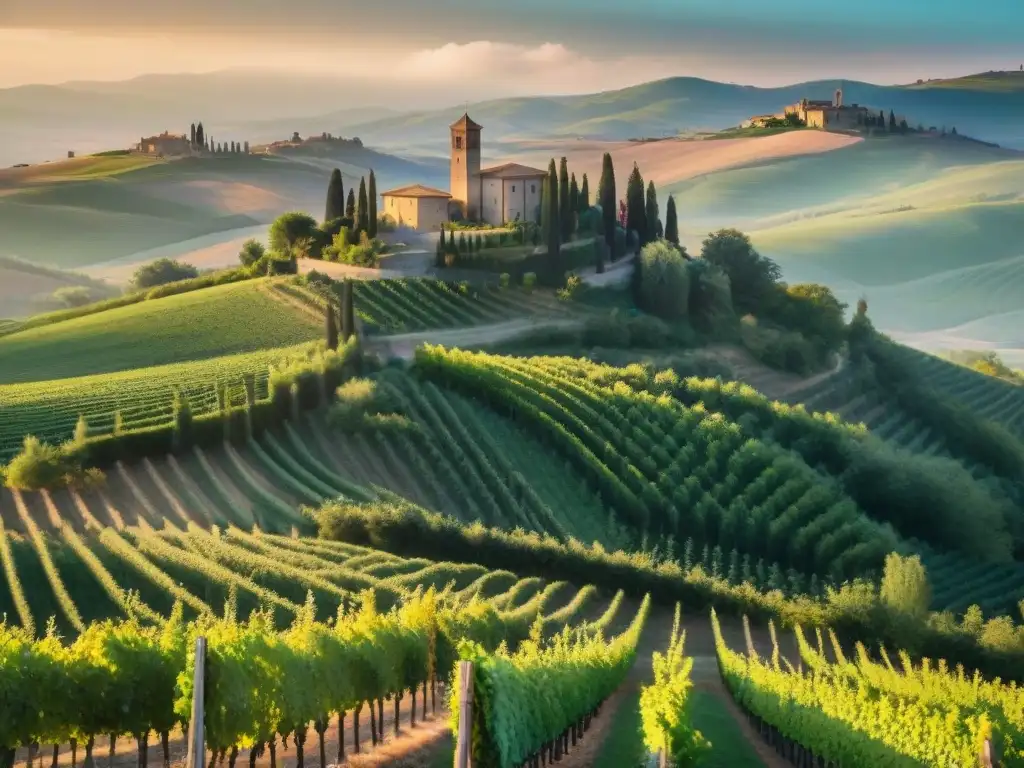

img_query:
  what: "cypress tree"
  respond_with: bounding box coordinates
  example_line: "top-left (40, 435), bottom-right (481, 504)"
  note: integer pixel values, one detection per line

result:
top-left (341, 280), bottom-right (355, 341)
top-left (889, 109), bottom-right (897, 132)
top-left (356, 177), bottom-right (369, 232)
top-left (190, 123), bottom-right (197, 147)
top-left (558, 157), bottom-right (571, 242)
top-left (664, 195), bottom-right (679, 245)
top-left (196, 122), bottom-right (205, 148)
top-left (625, 163), bottom-right (646, 246)
top-left (644, 180), bottom-right (659, 246)
top-left (545, 159), bottom-right (561, 281)
top-left (436, 227), bottom-right (446, 267)
top-left (597, 154), bottom-right (616, 257)
top-left (325, 303), bottom-right (339, 351)
top-left (325, 169), bottom-right (344, 223)
top-left (569, 173), bottom-right (579, 232)
top-left (346, 189), bottom-right (356, 219)
top-left (244, 141), bottom-right (250, 153)
top-left (367, 170), bottom-right (378, 238)
top-left (579, 173), bottom-right (590, 212)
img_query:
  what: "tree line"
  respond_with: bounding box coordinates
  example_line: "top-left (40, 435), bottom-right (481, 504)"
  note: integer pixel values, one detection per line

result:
top-left (189, 122), bottom-right (250, 155)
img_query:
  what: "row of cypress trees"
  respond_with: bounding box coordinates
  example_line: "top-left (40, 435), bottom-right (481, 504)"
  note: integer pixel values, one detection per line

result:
top-left (325, 168), bottom-right (379, 238)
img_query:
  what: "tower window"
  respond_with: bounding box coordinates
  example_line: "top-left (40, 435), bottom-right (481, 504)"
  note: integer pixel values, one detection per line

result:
top-left (455, 136), bottom-right (462, 150)
top-left (530, 184), bottom-right (536, 193)
top-left (512, 185), bottom-right (516, 192)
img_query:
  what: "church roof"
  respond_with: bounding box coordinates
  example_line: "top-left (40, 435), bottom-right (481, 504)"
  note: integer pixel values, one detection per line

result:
top-left (379, 184), bottom-right (452, 199)
top-left (450, 113), bottom-right (483, 131)
top-left (480, 162), bottom-right (548, 179)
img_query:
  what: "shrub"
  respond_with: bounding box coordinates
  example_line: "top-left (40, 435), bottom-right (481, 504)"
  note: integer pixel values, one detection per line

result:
top-left (700, 229), bottom-right (781, 313)
top-left (739, 322), bottom-right (819, 375)
top-left (268, 211), bottom-right (320, 254)
top-left (377, 213), bottom-right (398, 233)
top-left (499, 273), bottom-right (511, 289)
top-left (130, 259), bottom-right (199, 290)
top-left (238, 239), bottom-right (266, 268)
top-left (323, 229), bottom-right (387, 266)
top-left (4, 436), bottom-right (72, 489)
top-left (522, 273), bottom-right (537, 292)
top-left (637, 240), bottom-right (690, 319)
top-left (880, 553), bottom-right (931, 619)
top-left (557, 273), bottom-right (583, 301)
top-left (50, 286), bottom-right (102, 308)
top-left (686, 260), bottom-right (733, 333)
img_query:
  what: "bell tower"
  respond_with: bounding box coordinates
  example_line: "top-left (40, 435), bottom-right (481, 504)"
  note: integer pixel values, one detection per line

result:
top-left (450, 113), bottom-right (482, 221)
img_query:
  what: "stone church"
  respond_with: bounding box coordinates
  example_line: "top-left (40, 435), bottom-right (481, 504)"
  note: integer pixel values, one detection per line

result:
top-left (380, 114), bottom-right (548, 232)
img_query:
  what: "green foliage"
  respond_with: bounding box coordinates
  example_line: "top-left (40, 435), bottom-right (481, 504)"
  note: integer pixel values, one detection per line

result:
top-left (238, 239), bottom-right (266, 268)
top-left (637, 240), bottom-right (690, 319)
top-left (598, 153), bottom-right (616, 255)
top-left (130, 259), bottom-right (199, 291)
top-left (324, 169), bottom-right (344, 223)
top-left (625, 163), bottom-right (647, 246)
top-left (640, 605), bottom-right (708, 764)
top-left (50, 286), bottom-right (104, 309)
top-left (644, 181), bottom-right (659, 248)
top-left (685, 259), bottom-right (733, 333)
top-left (268, 212), bottom-right (320, 255)
top-left (718, 611), bottom-right (1012, 766)
top-left (664, 195), bottom-right (679, 246)
top-left (523, 273), bottom-right (537, 292)
top-left (700, 229), bottom-right (780, 314)
top-left (3, 436), bottom-right (78, 490)
top-left (323, 229), bottom-right (387, 267)
top-left (453, 597), bottom-right (649, 768)
top-left (880, 553), bottom-right (931, 619)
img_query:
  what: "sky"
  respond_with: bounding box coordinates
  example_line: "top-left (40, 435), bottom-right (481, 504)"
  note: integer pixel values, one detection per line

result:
top-left (0, 0), bottom-right (1021, 92)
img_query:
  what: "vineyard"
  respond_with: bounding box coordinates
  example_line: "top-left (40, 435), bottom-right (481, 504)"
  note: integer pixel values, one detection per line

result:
top-left (271, 277), bottom-right (579, 336)
top-left (713, 609), bottom-right (1020, 766)
top-left (0, 280), bottom-right (323, 385)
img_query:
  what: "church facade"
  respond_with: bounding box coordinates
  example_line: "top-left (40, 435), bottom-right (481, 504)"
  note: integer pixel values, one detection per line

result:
top-left (381, 113), bottom-right (548, 231)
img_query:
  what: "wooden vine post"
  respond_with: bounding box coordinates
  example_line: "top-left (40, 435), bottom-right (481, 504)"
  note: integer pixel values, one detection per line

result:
top-left (185, 637), bottom-right (207, 768)
top-left (454, 661), bottom-right (474, 768)
top-left (981, 737), bottom-right (999, 767)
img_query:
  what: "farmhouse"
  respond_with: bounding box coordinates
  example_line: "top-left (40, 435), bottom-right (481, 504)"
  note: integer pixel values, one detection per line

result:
top-left (378, 184), bottom-right (452, 232)
top-left (380, 114), bottom-right (548, 231)
top-left (137, 132), bottom-right (192, 156)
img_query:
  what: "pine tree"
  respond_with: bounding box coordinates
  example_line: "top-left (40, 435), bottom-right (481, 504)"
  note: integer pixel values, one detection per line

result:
top-left (625, 163), bottom-right (646, 245)
top-left (367, 170), bottom-right (378, 238)
top-left (579, 173), bottom-right (590, 212)
top-left (644, 180), bottom-right (658, 246)
top-left (664, 195), bottom-right (679, 245)
top-left (345, 189), bottom-right (356, 219)
top-left (356, 178), bottom-right (369, 232)
top-left (545, 159), bottom-right (561, 281)
top-left (325, 169), bottom-right (344, 223)
top-left (558, 157), bottom-right (571, 242)
top-left (597, 153), bottom-right (616, 257)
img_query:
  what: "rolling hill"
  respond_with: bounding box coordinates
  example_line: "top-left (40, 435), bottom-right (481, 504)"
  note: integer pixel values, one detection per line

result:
top-left (0, 149), bottom-right (445, 270)
top-left (343, 74), bottom-right (1024, 153)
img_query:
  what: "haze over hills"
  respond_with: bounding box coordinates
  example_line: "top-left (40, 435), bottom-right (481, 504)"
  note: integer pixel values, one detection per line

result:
top-left (3, 69), bottom-right (1024, 167)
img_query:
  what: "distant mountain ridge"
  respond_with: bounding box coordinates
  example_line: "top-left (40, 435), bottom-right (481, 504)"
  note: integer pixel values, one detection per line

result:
top-left (346, 74), bottom-right (1024, 151)
top-left (2, 70), bottom-right (1023, 167)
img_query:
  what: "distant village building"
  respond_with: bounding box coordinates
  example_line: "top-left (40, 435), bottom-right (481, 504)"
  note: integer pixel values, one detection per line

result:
top-left (381, 113), bottom-right (548, 232)
top-left (744, 89), bottom-right (875, 131)
top-left (137, 132), bottom-right (192, 156)
top-left (785, 90), bottom-right (870, 129)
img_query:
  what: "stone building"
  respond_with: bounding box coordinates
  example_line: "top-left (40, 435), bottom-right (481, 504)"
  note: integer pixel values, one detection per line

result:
top-left (784, 89), bottom-right (870, 130)
top-left (378, 184), bottom-right (452, 232)
top-left (137, 132), bottom-right (192, 156)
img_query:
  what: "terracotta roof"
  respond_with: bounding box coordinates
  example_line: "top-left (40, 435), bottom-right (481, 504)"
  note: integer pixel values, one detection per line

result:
top-left (450, 113), bottom-right (483, 131)
top-left (379, 184), bottom-right (452, 199)
top-left (479, 162), bottom-right (548, 179)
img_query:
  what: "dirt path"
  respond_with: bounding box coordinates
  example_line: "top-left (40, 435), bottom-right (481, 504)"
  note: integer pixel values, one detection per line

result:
top-left (698, 343), bottom-right (846, 401)
top-left (14, 682), bottom-right (447, 768)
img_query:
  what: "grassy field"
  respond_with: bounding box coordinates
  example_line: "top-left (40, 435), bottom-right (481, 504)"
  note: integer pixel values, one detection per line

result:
top-left (0, 279), bottom-right (321, 384)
